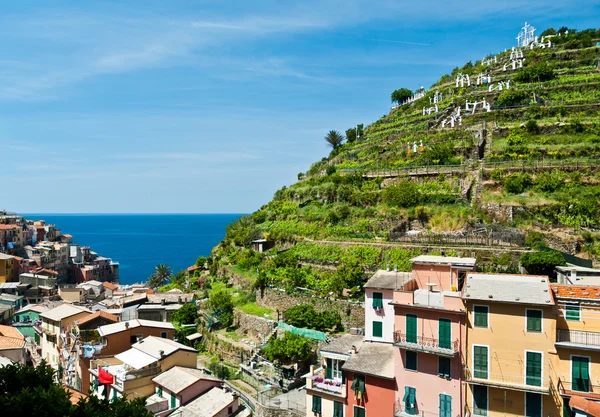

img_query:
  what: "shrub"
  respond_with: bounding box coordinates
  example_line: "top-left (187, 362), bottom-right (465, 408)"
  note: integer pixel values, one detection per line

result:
top-left (495, 90), bottom-right (529, 107)
top-left (171, 303), bottom-right (198, 325)
top-left (383, 181), bottom-right (421, 207)
top-left (326, 165), bottom-right (337, 176)
top-left (525, 120), bottom-right (539, 134)
top-left (520, 251), bottom-right (567, 280)
top-left (525, 231), bottom-right (546, 249)
top-left (515, 62), bottom-right (555, 83)
top-left (506, 130), bottom-right (528, 146)
top-left (533, 171), bottom-right (565, 193)
top-left (284, 304), bottom-right (343, 332)
top-left (504, 173), bottom-right (532, 194)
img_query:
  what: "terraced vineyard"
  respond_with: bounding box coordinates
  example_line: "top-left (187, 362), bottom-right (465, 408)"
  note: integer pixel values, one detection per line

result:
top-left (209, 27), bottom-right (600, 298)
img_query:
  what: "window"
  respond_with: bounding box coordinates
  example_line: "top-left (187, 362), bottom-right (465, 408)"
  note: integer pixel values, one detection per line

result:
top-left (525, 393), bottom-right (542, 417)
top-left (438, 319), bottom-right (451, 349)
top-left (372, 292), bottom-right (383, 309)
top-left (439, 394), bottom-right (452, 417)
top-left (525, 352), bottom-right (542, 386)
top-left (228, 406), bottom-right (233, 415)
top-left (406, 314), bottom-right (417, 343)
top-left (572, 356), bottom-right (590, 392)
top-left (326, 358), bottom-right (345, 381)
top-left (526, 310), bottom-right (542, 332)
top-left (130, 334), bottom-right (143, 344)
top-left (406, 351), bottom-right (417, 371)
top-left (334, 401), bottom-right (344, 417)
top-left (372, 321), bottom-right (383, 338)
top-left (353, 406), bottom-right (365, 417)
top-left (472, 385), bottom-right (487, 416)
top-left (157, 386), bottom-right (162, 397)
top-left (438, 357), bottom-right (451, 378)
top-left (170, 394), bottom-right (176, 409)
top-left (311, 395), bottom-right (322, 414)
top-left (473, 346), bottom-right (488, 379)
top-left (566, 304), bottom-right (581, 321)
top-left (474, 306), bottom-right (488, 328)
top-left (403, 386), bottom-right (416, 415)
top-left (160, 331), bottom-right (168, 338)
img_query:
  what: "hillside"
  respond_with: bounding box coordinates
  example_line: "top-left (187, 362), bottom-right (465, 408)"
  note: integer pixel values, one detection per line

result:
top-left (207, 26), bottom-right (600, 298)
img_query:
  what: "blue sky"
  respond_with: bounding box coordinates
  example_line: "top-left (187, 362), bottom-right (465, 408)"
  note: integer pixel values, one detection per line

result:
top-left (1, 1), bottom-right (598, 213)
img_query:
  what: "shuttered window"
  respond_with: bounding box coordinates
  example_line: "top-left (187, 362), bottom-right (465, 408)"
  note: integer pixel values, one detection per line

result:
top-left (525, 393), bottom-right (542, 417)
top-left (473, 385), bottom-right (488, 416)
top-left (473, 346), bottom-right (488, 379)
top-left (372, 321), bottom-right (383, 338)
top-left (566, 304), bottom-right (581, 321)
top-left (526, 310), bottom-right (542, 332)
top-left (439, 394), bottom-right (452, 417)
top-left (326, 358), bottom-right (333, 379)
top-left (312, 395), bottom-right (322, 414)
top-left (403, 386), bottom-right (417, 415)
top-left (438, 357), bottom-right (451, 378)
top-left (572, 356), bottom-right (590, 392)
top-left (439, 319), bottom-right (451, 349)
top-left (474, 306), bottom-right (488, 327)
top-left (333, 401), bottom-right (344, 417)
top-left (406, 314), bottom-right (417, 343)
top-left (525, 352), bottom-right (542, 386)
top-left (353, 406), bottom-right (365, 417)
top-left (170, 394), bottom-right (176, 409)
top-left (372, 292), bottom-right (383, 309)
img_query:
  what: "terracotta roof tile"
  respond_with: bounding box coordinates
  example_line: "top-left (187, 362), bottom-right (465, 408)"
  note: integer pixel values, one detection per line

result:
top-left (0, 224), bottom-right (19, 230)
top-left (76, 310), bottom-right (118, 326)
top-left (65, 388), bottom-right (88, 405)
top-left (102, 281), bottom-right (118, 291)
top-left (551, 284), bottom-right (600, 300)
top-left (0, 325), bottom-right (25, 349)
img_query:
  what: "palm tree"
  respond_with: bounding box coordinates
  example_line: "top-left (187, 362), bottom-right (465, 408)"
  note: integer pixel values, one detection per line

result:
top-left (324, 130), bottom-right (344, 149)
top-left (147, 264), bottom-right (172, 289)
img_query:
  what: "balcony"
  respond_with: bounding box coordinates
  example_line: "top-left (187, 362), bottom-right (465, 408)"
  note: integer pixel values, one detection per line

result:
top-left (557, 378), bottom-right (600, 400)
top-left (464, 367), bottom-right (550, 394)
top-left (393, 331), bottom-right (459, 357)
top-left (556, 329), bottom-right (600, 351)
top-left (305, 368), bottom-right (346, 399)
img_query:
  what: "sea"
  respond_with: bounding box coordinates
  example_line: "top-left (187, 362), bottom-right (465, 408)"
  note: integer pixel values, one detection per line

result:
top-left (22, 214), bottom-right (244, 285)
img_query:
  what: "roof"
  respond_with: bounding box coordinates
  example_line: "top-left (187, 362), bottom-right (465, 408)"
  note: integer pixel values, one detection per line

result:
top-left (16, 304), bottom-right (50, 314)
top-left (321, 334), bottom-right (364, 356)
top-left (364, 270), bottom-right (413, 290)
top-left (177, 387), bottom-right (236, 417)
top-left (147, 293), bottom-right (194, 304)
top-left (115, 348), bottom-right (158, 369)
top-left (0, 225), bottom-right (19, 230)
top-left (102, 281), bottom-right (118, 291)
top-left (65, 388), bottom-right (88, 405)
top-left (76, 310), bottom-right (119, 326)
top-left (152, 366), bottom-right (221, 394)
top-left (0, 253), bottom-right (14, 260)
top-left (410, 255), bottom-right (476, 267)
top-left (0, 294), bottom-right (23, 302)
top-left (97, 319), bottom-right (175, 337)
top-left (462, 273), bottom-right (554, 306)
top-left (40, 304), bottom-right (91, 321)
top-left (0, 325), bottom-right (25, 349)
top-left (341, 341), bottom-right (395, 380)
top-left (0, 304), bottom-right (12, 314)
top-left (0, 356), bottom-right (13, 367)
top-left (132, 335), bottom-right (196, 359)
top-left (0, 282), bottom-right (19, 289)
top-left (187, 265), bottom-right (203, 272)
top-left (569, 395), bottom-right (600, 415)
top-left (551, 285), bottom-right (600, 301)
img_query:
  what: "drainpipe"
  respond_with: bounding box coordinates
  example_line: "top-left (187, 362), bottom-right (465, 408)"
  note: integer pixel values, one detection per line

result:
top-left (460, 312), bottom-right (464, 417)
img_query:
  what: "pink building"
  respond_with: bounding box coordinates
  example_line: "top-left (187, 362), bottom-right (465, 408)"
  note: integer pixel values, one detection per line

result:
top-left (391, 255), bottom-right (476, 416)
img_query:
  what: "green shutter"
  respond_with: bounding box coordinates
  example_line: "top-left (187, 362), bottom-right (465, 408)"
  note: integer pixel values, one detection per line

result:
top-left (473, 385), bottom-right (488, 416)
top-left (372, 292), bottom-right (383, 309)
top-left (351, 375), bottom-right (365, 394)
top-left (312, 395), bottom-right (322, 414)
top-left (112, 388), bottom-right (117, 401)
top-left (572, 356), bottom-right (590, 392)
top-left (157, 386), bottom-right (162, 397)
top-left (326, 358), bottom-right (333, 379)
top-left (439, 319), bottom-right (451, 349)
top-left (527, 310), bottom-right (542, 332)
top-left (474, 306), bottom-right (488, 327)
top-left (473, 346), bottom-right (488, 379)
top-left (439, 394), bottom-right (451, 417)
top-left (525, 393), bottom-right (542, 417)
top-left (566, 305), bottom-right (580, 321)
top-left (526, 352), bottom-right (542, 386)
top-left (353, 406), bottom-right (365, 417)
top-left (372, 321), bottom-right (383, 338)
top-left (438, 357), bottom-right (451, 378)
top-left (406, 314), bottom-right (417, 343)
top-left (170, 394), bottom-right (176, 409)
top-left (406, 387), bottom-right (416, 415)
top-left (406, 351), bottom-right (417, 371)
top-left (334, 401), bottom-right (344, 417)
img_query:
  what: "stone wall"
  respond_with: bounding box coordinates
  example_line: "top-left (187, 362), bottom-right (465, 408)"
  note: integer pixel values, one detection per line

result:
top-left (255, 288), bottom-right (365, 330)
top-left (235, 311), bottom-right (277, 344)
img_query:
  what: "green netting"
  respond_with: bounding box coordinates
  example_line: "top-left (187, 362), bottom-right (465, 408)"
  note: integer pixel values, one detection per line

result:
top-left (277, 322), bottom-right (327, 342)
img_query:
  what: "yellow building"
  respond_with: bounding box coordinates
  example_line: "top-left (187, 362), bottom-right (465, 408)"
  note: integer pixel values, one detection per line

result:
top-left (0, 253), bottom-right (14, 283)
top-left (552, 284), bottom-right (600, 415)
top-left (463, 273), bottom-right (561, 417)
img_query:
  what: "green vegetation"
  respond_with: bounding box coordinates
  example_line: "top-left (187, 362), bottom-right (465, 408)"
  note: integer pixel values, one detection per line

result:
top-left (171, 303), bottom-right (198, 325)
top-left (237, 302), bottom-right (272, 317)
top-left (324, 130), bottom-right (345, 150)
top-left (283, 304), bottom-right (342, 332)
top-left (262, 332), bottom-right (315, 364)
top-left (520, 251), bottom-right (567, 280)
top-left (391, 88), bottom-right (413, 105)
top-left (147, 264), bottom-right (173, 289)
top-left (206, 290), bottom-right (234, 328)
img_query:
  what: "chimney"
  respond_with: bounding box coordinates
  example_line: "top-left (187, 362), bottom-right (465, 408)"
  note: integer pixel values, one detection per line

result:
top-left (125, 322), bottom-right (129, 329)
top-left (159, 350), bottom-right (164, 358)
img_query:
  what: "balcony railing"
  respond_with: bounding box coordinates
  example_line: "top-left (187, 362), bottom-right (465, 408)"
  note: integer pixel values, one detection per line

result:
top-left (557, 378), bottom-right (600, 400)
top-left (393, 331), bottom-right (459, 356)
top-left (556, 329), bottom-right (600, 350)
top-left (464, 367), bottom-right (550, 393)
top-left (305, 369), bottom-right (346, 398)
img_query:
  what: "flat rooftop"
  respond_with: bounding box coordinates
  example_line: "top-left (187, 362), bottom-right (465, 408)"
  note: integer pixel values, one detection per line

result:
top-left (364, 270), bottom-right (413, 290)
top-left (410, 255), bottom-right (476, 267)
top-left (462, 273), bottom-right (553, 306)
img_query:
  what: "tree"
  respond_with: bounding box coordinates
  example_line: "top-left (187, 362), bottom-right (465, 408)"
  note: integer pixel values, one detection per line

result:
top-left (252, 270), bottom-right (269, 298)
top-left (225, 215), bottom-right (259, 247)
top-left (207, 290), bottom-right (234, 328)
top-left (345, 128), bottom-right (357, 143)
top-left (0, 362), bottom-right (152, 417)
top-left (391, 88), bottom-right (412, 105)
top-left (171, 303), bottom-right (198, 325)
top-left (195, 256), bottom-right (207, 267)
top-left (262, 332), bottom-right (315, 364)
top-left (540, 27), bottom-right (556, 37)
top-left (147, 264), bottom-right (172, 289)
top-left (324, 130), bottom-right (344, 149)
top-left (383, 181), bottom-right (421, 207)
top-left (520, 251), bottom-right (567, 281)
